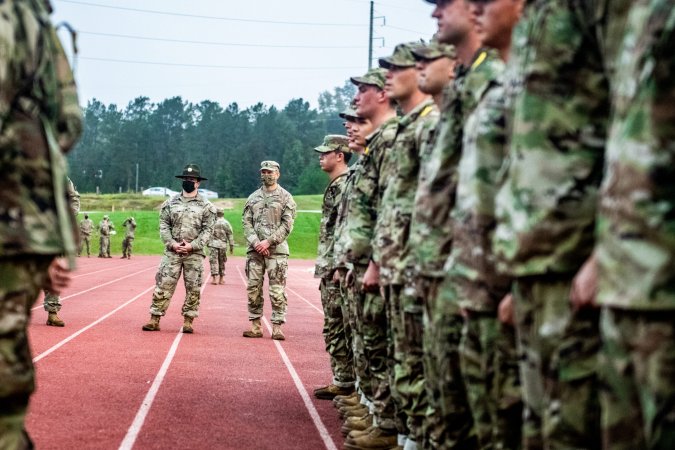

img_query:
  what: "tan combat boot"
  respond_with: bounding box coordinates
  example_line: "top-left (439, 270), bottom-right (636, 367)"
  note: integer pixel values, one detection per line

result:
top-left (271, 323), bottom-right (285, 340)
top-left (218, 275), bottom-right (225, 285)
top-left (333, 391), bottom-right (359, 406)
top-left (142, 315), bottom-right (161, 331)
top-left (46, 313), bottom-right (65, 327)
top-left (342, 414), bottom-right (373, 437)
top-left (242, 318), bottom-right (263, 338)
top-left (182, 316), bottom-right (194, 334)
top-left (339, 403), bottom-right (369, 419)
top-left (313, 384), bottom-right (354, 400)
top-left (211, 276), bottom-right (218, 285)
top-left (344, 426), bottom-right (398, 450)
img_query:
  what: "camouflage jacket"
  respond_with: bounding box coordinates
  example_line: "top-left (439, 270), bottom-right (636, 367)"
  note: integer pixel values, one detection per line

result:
top-left (80, 219), bottom-right (94, 236)
top-left (332, 164), bottom-right (358, 271)
top-left (208, 218), bottom-right (234, 250)
top-left (410, 50), bottom-right (501, 278)
top-left (122, 218), bottom-right (137, 238)
top-left (242, 185), bottom-right (296, 256)
top-left (160, 194), bottom-right (216, 256)
top-left (374, 99), bottom-right (438, 285)
top-left (448, 62), bottom-right (512, 312)
top-left (315, 171), bottom-right (349, 278)
top-left (342, 117), bottom-right (399, 267)
top-left (597, 0), bottom-right (675, 310)
top-left (99, 219), bottom-right (115, 237)
top-left (493, 0), bottom-right (610, 277)
top-left (0, 0), bottom-right (83, 259)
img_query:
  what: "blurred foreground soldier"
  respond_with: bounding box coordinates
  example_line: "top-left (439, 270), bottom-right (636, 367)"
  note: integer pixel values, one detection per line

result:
top-left (98, 215), bottom-right (114, 258)
top-left (446, 1), bottom-right (524, 448)
top-left (0, 0), bottom-right (83, 447)
top-left (590, 2), bottom-right (675, 448)
top-left (312, 135), bottom-right (356, 400)
top-left (142, 164), bottom-right (216, 334)
top-left (120, 217), bottom-right (136, 259)
top-left (208, 209), bottom-right (234, 285)
top-left (493, 0), bottom-right (610, 447)
top-left (43, 178), bottom-right (81, 328)
top-left (242, 161), bottom-right (297, 340)
top-left (79, 214), bottom-right (94, 257)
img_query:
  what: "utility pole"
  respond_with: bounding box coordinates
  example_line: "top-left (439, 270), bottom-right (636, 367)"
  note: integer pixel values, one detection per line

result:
top-left (368, 1), bottom-right (374, 69)
top-left (135, 163), bottom-right (139, 193)
top-left (368, 1), bottom-right (385, 69)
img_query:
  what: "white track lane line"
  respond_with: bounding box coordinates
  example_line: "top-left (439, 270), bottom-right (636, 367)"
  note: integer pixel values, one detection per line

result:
top-left (73, 261), bottom-right (147, 279)
top-left (286, 286), bottom-right (323, 315)
top-left (31, 266), bottom-right (156, 311)
top-left (118, 280), bottom-right (210, 450)
top-left (33, 285), bottom-right (155, 363)
top-left (235, 265), bottom-right (338, 450)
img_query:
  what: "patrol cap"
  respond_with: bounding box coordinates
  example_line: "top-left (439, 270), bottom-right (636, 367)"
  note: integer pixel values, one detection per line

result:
top-left (260, 160), bottom-right (280, 171)
top-left (350, 68), bottom-right (387, 90)
top-left (175, 163), bottom-right (208, 181)
top-left (103, 215), bottom-right (109, 219)
top-left (339, 107), bottom-right (361, 121)
top-left (379, 42), bottom-right (422, 69)
top-left (412, 37), bottom-right (456, 60)
top-left (314, 135), bottom-right (351, 154)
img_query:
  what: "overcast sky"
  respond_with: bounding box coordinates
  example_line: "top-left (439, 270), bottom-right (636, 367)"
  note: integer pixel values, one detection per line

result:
top-left (51, 0), bottom-right (437, 110)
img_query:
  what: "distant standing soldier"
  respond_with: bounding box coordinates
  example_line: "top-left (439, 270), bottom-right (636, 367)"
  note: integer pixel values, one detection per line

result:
top-left (121, 216), bottom-right (137, 259)
top-left (43, 178), bottom-right (81, 328)
top-left (0, 0), bottom-right (83, 447)
top-left (141, 164), bottom-right (216, 334)
top-left (79, 213), bottom-right (94, 257)
top-left (242, 161), bottom-right (297, 340)
top-left (208, 209), bottom-right (234, 285)
top-left (98, 215), bottom-right (114, 258)
top-left (312, 135), bottom-right (356, 400)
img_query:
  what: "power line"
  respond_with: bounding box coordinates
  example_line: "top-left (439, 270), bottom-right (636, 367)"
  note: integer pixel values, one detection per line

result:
top-left (80, 56), bottom-right (362, 71)
top-left (58, 0), bottom-right (367, 27)
top-left (79, 30), bottom-right (366, 49)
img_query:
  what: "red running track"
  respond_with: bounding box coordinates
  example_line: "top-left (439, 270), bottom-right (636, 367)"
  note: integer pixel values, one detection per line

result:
top-left (25, 255), bottom-right (344, 450)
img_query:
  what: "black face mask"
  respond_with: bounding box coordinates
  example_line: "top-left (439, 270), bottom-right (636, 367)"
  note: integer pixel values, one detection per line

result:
top-left (182, 180), bottom-right (196, 193)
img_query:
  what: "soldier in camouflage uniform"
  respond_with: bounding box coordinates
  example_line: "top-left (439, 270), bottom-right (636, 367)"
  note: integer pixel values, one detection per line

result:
top-left (141, 164), bottom-right (216, 334)
top-left (370, 42), bottom-right (437, 450)
top-left (43, 178), bottom-right (81, 328)
top-left (242, 161), bottom-right (297, 341)
top-left (98, 215), bottom-right (115, 258)
top-left (0, 1), bottom-right (83, 447)
top-left (591, 1), bottom-right (675, 447)
top-left (443, 1), bottom-right (525, 448)
top-left (339, 68), bottom-right (400, 449)
top-left (411, 1), bottom-right (491, 448)
top-left (312, 135), bottom-right (356, 400)
top-left (492, 0), bottom-right (611, 447)
top-left (121, 216), bottom-right (137, 259)
top-left (331, 109), bottom-right (378, 437)
top-left (79, 214), bottom-right (94, 257)
top-left (208, 209), bottom-right (234, 285)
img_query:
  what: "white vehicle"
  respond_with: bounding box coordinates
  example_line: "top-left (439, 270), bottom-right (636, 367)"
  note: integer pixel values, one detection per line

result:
top-left (198, 188), bottom-right (218, 199)
top-left (142, 187), bottom-right (179, 197)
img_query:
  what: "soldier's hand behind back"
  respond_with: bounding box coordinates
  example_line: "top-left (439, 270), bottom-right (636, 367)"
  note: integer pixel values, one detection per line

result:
top-left (45, 258), bottom-right (72, 294)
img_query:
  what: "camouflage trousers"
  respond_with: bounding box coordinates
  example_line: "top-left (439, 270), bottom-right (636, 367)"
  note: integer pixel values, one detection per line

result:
top-left (79, 234), bottom-right (91, 256)
top-left (149, 251), bottom-right (204, 318)
top-left (512, 276), bottom-right (601, 450)
top-left (424, 275), bottom-right (478, 450)
top-left (246, 252), bottom-right (288, 325)
top-left (43, 290), bottom-right (61, 313)
top-left (600, 308), bottom-right (675, 449)
top-left (208, 247), bottom-right (228, 277)
top-left (342, 264), bottom-right (379, 402)
top-left (122, 236), bottom-right (134, 258)
top-left (460, 311), bottom-right (522, 450)
top-left (319, 277), bottom-right (355, 387)
top-left (0, 256), bottom-right (52, 450)
top-left (99, 235), bottom-right (110, 257)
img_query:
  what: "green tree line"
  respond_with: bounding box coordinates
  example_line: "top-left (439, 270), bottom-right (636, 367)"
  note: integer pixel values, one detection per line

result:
top-left (67, 81), bottom-right (356, 197)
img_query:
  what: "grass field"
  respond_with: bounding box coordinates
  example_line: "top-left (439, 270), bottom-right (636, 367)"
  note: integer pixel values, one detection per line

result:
top-left (79, 194), bottom-right (322, 259)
